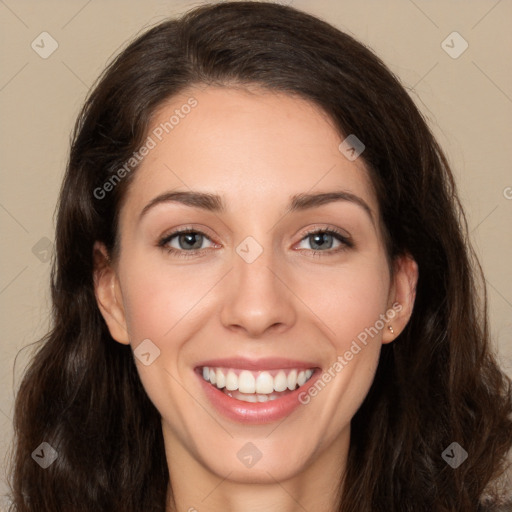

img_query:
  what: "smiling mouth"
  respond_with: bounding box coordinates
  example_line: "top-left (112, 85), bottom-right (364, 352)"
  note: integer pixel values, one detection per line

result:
top-left (198, 366), bottom-right (317, 402)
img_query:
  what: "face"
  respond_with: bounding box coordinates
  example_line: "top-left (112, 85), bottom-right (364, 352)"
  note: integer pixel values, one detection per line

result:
top-left (94, 85), bottom-right (417, 486)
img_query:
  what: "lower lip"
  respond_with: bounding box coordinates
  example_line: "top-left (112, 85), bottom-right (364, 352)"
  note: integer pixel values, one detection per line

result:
top-left (196, 369), bottom-right (321, 424)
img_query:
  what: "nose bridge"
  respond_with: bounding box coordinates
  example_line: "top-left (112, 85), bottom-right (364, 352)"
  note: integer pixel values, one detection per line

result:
top-left (233, 232), bottom-right (280, 299)
top-left (219, 231), bottom-right (296, 335)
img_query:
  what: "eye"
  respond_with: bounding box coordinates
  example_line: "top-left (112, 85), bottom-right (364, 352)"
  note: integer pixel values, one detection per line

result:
top-left (158, 228), bottom-right (216, 258)
top-left (295, 227), bottom-right (353, 255)
top-left (157, 225), bottom-right (353, 259)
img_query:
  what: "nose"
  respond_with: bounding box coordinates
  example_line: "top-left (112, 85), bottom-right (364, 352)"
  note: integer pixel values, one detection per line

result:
top-left (219, 238), bottom-right (297, 338)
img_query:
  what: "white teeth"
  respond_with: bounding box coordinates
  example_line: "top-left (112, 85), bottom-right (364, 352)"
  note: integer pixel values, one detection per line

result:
top-left (274, 371), bottom-right (288, 392)
top-left (216, 368), bottom-right (225, 389)
top-left (225, 391), bottom-right (279, 403)
top-left (287, 369), bottom-right (297, 390)
top-left (225, 370), bottom-right (238, 391)
top-left (200, 366), bottom-right (315, 395)
top-left (238, 370), bottom-right (256, 393)
top-left (255, 372), bottom-right (274, 394)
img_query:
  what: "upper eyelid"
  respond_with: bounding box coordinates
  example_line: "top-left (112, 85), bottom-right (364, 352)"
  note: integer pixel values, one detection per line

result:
top-left (160, 227), bottom-right (217, 244)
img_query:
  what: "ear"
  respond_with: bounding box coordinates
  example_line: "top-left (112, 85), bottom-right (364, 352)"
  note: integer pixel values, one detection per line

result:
top-left (92, 241), bottom-right (130, 345)
top-left (382, 253), bottom-right (418, 344)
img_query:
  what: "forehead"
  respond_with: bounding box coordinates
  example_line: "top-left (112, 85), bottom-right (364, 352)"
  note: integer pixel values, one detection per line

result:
top-left (121, 85), bottom-right (378, 220)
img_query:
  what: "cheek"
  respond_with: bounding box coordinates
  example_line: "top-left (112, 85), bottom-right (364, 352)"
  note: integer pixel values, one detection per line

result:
top-left (299, 256), bottom-right (390, 348)
top-left (118, 252), bottom-right (216, 343)
top-left (292, 257), bottom-right (389, 423)
top-left (116, 253), bottom-right (210, 429)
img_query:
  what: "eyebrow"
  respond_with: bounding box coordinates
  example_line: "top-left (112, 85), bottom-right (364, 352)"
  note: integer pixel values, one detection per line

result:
top-left (139, 189), bottom-right (375, 225)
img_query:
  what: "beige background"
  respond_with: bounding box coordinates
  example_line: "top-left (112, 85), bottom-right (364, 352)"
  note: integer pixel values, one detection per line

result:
top-left (1, 0), bottom-right (511, 506)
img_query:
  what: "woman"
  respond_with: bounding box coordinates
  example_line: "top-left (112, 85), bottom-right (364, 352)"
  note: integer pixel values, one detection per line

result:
top-left (8, 2), bottom-right (512, 511)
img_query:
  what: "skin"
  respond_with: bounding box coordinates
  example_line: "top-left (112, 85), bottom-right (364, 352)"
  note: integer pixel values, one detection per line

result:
top-left (94, 85), bottom-right (418, 512)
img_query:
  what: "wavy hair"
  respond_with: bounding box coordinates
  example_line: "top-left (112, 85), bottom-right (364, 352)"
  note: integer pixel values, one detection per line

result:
top-left (8, 2), bottom-right (512, 511)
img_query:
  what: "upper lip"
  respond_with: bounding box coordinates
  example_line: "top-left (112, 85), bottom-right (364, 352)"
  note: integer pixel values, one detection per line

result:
top-left (195, 357), bottom-right (320, 371)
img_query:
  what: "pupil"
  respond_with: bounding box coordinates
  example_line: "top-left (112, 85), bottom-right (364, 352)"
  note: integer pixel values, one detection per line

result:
top-left (311, 233), bottom-right (332, 250)
top-left (181, 233), bottom-right (202, 250)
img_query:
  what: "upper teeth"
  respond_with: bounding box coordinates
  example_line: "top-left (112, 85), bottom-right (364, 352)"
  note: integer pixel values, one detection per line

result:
top-left (201, 367), bottom-right (314, 394)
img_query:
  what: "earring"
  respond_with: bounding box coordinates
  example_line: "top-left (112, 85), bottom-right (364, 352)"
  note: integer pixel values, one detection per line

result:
top-left (388, 325), bottom-right (394, 334)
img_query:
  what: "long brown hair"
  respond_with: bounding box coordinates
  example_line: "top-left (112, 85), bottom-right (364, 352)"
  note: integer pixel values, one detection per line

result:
top-left (8, 2), bottom-right (512, 510)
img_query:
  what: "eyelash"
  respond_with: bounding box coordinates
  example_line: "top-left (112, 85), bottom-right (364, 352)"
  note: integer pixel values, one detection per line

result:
top-left (157, 226), bottom-right (354, 259)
